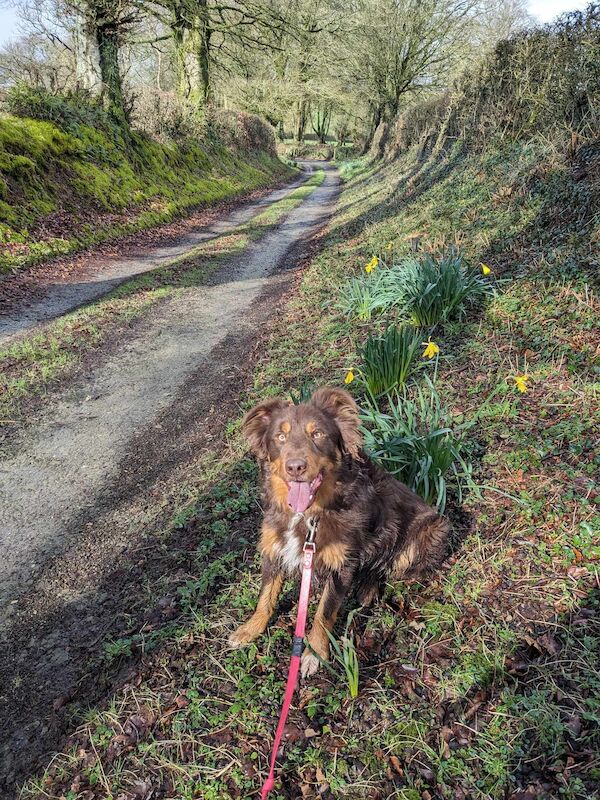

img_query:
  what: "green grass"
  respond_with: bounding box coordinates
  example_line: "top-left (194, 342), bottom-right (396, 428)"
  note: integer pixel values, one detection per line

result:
top-left (19, 134), bottom-right (600, 800)
top-left (334, 268), bottom-right (400, 320)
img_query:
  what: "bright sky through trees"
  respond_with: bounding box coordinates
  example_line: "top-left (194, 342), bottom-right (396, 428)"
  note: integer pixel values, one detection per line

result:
top-left (528, 0), bottom-right (589, 21)
top-left (0, 1), bottom-right (594, 45)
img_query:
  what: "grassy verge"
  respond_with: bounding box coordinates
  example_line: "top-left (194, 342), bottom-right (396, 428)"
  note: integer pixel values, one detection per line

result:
top-left (21, 139), bottom-right (599, 800)
top-left (0, 170), bottom-right (324, 425)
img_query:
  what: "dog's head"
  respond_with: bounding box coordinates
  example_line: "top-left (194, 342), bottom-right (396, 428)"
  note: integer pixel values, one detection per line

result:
top-left (243, 387), bottom-right (361, 514)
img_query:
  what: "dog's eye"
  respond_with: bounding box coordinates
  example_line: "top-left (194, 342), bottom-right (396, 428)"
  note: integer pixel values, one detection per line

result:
top-left (312, 429), bottom-right (325, 439)
top-left (276, 432), bottom-right (287, 443)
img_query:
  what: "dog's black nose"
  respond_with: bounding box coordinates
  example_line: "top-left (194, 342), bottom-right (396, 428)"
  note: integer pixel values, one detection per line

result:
top-left (286, 458), bottom-right (307, 478)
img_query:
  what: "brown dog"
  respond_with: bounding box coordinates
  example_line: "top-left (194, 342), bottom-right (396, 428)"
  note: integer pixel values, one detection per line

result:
top-left (229, 387), bottom-right (449, 677)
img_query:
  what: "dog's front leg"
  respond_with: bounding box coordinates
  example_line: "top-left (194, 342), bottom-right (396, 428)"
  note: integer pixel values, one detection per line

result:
top-left (302, 567), bottom-right (354, 678)
top-left (229, 556), bottom-right (283, 648)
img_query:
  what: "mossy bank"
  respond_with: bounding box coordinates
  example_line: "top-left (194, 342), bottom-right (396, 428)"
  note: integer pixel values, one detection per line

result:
top-left (0, 93), bottom-right (292, 274)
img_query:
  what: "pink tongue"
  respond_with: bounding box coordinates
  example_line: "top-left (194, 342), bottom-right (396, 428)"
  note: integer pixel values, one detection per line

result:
top-left (287, 481), bottom-right (312, 513)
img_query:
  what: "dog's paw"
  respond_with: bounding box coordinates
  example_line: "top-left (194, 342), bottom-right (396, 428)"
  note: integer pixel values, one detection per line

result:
top-left (228, 622), bottom-right (258, 649)
top-left (301, 649), bottom-right (323, 679)
top-left (357, 583), bottom-right (380, 607)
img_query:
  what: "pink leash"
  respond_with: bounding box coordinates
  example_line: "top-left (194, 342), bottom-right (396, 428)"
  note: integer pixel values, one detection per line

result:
top-left (261, 516), bottom-right (318, 799)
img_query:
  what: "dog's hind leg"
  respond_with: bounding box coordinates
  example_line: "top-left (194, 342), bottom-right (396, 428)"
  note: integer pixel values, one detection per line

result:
top-left (229, 556), bottom-right (283, 648)
top-left (392, 512), bottom-right (449, 580)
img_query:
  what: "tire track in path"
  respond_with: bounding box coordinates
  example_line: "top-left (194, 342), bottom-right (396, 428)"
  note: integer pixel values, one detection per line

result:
top-left (0, 168), bottom-right (312, 345)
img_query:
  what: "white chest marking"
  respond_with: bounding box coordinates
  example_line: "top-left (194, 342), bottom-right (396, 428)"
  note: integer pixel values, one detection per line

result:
top-left (276, 514), bottom-right (304, 574)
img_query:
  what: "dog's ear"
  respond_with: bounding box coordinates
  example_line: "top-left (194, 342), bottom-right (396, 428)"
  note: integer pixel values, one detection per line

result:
top-left (242, 397), bottom-right (288, 459)
top-left (311, 386), bottom-right (362, 459)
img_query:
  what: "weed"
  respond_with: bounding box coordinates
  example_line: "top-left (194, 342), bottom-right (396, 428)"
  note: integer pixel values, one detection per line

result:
top-left (326, 609), bottom-right (361, 699)
top-left (289, 380), bottom-right (318, 404)
top-left (333, 271), bottom-right (398, 321)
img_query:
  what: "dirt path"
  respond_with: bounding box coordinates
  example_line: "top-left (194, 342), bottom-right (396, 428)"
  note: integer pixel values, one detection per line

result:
top-left (0, 162), bottom-right (339, 795)
top-left (0, 169), bottom-right (312, 345)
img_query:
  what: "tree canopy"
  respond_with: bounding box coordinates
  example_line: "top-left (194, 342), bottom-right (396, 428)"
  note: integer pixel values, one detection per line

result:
top-left (0, 0), bottom-right (532, 145)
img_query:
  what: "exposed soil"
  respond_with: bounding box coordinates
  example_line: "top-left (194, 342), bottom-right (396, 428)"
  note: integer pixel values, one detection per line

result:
top-left (0, 162), bottom-right (340, 796)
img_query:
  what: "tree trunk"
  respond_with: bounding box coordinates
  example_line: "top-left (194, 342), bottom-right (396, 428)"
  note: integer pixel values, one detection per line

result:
top-left (295, 98), bottom-right (308, 141)
top-left (362, 103), bottom-right (385, 152)
top-left (97, 23), bottom-right (126, 123)
top-left (197, 23), bottom-right (211, 104)
top-left (172, 24), bottom-right (190, 97)
top-left (192, 0), bottom-right (210, 105)
top-left (312, 105), bottom-right (331, 144)
top-left (73, 7), bottom-right (98, 93)
top-left (172, 3), bottom-right (204, 101)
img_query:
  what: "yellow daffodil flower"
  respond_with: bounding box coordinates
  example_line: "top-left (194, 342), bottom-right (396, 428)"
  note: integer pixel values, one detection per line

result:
top-left (514, 374), bottom-right (529, 393)
top-left (365, 255), bottom-right (379, 274)
top-left (386, 241), bottom-right (393, 250)
top-left (344, 370), bottom-right (355, 385)
top-left (422, 340), bottom-right (440, 359)
top-left (481, 263), bottom-right (491, 276)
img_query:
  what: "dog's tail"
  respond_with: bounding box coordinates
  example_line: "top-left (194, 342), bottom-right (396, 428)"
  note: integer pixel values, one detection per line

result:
top-left (392, 511), bottom-right (450, 579)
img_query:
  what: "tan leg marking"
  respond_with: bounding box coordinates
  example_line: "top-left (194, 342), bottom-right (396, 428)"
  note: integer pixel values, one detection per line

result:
top-left (229, 571), bottom-right (284, 648)
top-left (392, 541), bottom-right (418, 578)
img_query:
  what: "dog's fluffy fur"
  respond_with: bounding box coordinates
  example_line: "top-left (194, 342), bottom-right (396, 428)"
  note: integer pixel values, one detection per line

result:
top-left (229, 386), bottom-right (449, 676)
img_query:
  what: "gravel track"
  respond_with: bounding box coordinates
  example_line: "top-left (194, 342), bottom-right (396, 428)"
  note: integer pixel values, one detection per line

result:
top-left (0, 169), bottom-right (312, 345)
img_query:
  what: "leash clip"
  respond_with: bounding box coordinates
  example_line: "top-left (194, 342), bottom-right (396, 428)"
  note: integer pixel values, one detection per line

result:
top-left (303, 515), bottom-right (318, 552)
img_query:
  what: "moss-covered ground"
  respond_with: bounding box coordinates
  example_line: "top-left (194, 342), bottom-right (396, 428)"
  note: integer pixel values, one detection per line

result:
top-left (21, 139), bottom-right (599, 799)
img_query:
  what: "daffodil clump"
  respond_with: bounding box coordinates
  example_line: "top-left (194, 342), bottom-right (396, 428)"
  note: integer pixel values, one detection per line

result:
top-left (337, 244), bottom-right (508, 515)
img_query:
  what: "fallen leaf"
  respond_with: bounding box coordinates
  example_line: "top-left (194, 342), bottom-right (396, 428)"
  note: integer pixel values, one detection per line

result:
top-left (536, 633), bottom-right (561, 656)
top-left (567, 565), bottom-right (589, 580)
top-left (389, 755), bottom-right (403, 775)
